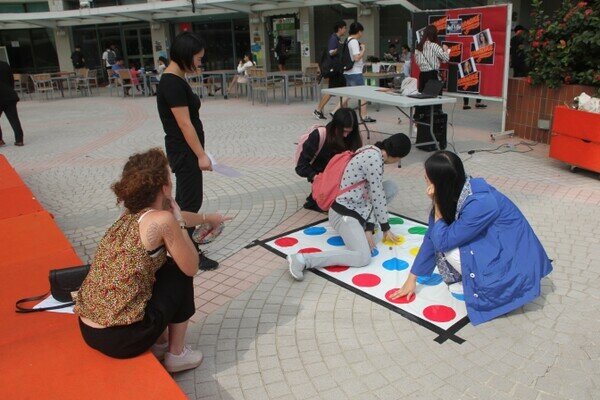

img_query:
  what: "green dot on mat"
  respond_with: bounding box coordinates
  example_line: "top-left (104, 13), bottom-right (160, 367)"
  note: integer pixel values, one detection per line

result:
top-left (388, 217), bottom-right (404, 225)
top-left (408, 226), bottom-right (428, 235)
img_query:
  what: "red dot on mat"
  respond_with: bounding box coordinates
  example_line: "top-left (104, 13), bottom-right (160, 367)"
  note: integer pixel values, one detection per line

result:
top-left (352, 273), bottom-right (381, 287)
top-left (298, 247), bottom-right (322, 254)
top-left (385, 288), bottom-right (416, 304)
top-left (274, 237), bottom-right (298, 247)
top-left (422, 305), bottom-right (456, 323)
top-left (325, 265), bottom-right (350, 272)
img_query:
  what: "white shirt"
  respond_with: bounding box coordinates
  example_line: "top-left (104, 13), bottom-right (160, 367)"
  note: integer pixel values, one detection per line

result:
top-left (415, 41), bottom-right (449, 72)
top-left (102, 51), bottom-right (110, 67)
top-left (344, 38), bottom-right (364, 76)
top-left (237, 60), bottom-right (254, 75)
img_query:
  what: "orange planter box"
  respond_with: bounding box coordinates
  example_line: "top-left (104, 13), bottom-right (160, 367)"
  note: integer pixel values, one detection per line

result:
top-left (549, 106), bottom-right (600, 173)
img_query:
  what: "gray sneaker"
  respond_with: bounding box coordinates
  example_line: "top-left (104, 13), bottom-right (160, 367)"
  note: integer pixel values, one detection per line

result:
top-left (287, 254), bottom-right (305, 281)
top-left (164, 346), bottom-right (204, 373)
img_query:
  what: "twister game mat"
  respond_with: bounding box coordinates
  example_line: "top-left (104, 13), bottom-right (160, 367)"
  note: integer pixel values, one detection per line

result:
top-left (259, 214), bottom-right (470, 344)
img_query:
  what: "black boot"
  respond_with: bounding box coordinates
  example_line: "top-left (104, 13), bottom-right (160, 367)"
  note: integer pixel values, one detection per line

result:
top-left (199, 251), bottom-right (219, 271)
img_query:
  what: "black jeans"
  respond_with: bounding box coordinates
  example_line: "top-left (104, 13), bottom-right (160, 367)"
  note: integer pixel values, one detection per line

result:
top-left (417, 71), bottom-right (443, 116)
top-left (0, 101), bottom-right (24, 143)
top-left (79, 258), bottom-right (195, 359)
top-left (168, 151), bottom-right (203, 242)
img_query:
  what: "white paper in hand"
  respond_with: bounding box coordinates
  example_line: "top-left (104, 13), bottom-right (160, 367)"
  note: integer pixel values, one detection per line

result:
top-left (206, 152), bottom-right (242, 178)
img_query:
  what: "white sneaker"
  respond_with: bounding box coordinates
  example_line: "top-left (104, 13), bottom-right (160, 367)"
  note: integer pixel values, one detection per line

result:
top-left (151, 341), bottom-right (168, 361)
top-left (164, 346), bottom-right (204, 373)
top-left (287, 254), bottom-right (305, 281)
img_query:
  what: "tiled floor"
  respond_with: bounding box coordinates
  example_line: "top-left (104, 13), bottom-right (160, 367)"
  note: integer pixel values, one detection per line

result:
top-left (3, 89), bottom-right (599, 399)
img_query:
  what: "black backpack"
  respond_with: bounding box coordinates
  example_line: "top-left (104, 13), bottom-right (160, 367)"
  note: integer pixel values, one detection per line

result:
top-left (319, 48), bottom-right (337, 78)
top-left (340, 38), bottom-right (356, 72)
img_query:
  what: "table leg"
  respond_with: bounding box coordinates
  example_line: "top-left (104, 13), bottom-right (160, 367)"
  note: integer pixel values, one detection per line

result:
top-left (409, 106), bottom-right (414, 139)
top-left (222, 74), bottom-right (228, 99)
top-left (430, 105), bottom-right (440, 150)
top-left (284, 75), bottom-right (289, 104)
top-left (357, 99), bottom-right (371, 141)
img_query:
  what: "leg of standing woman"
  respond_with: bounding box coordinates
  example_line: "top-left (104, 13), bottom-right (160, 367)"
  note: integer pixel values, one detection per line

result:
top-left (1, 102), bottom-right (24, 145)
top-left (173, 153), bottom-right (203, 241)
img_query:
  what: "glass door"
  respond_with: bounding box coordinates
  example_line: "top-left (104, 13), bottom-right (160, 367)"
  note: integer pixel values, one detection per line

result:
top-left (123, 26), bottom-right (153, 69)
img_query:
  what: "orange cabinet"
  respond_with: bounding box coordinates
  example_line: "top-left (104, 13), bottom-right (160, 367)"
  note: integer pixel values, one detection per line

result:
top-left (549, 106), bottom-right (600, 174)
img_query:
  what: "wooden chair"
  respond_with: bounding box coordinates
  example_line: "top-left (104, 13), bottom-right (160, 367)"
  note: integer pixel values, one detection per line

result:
top-left (30, 74), bottom-right (56, 100)
top-left (293, 66), bottom-right (320, 102)
top-left (185, 72), bottom-right (214, 98)
top-left (116, 69), bottom-right (136, 98)
top-left (247, 68), bottom-right (283, 106)
top-left (13, 74), bottom-right (31, 99)
top-left (72, 68), bottom-right (92, 96)
top-left (87, 69), bottom-right (99, 93)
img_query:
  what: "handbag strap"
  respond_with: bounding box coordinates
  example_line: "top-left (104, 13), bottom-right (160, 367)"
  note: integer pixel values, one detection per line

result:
top-left (15, 292), bottom-right (74, 314)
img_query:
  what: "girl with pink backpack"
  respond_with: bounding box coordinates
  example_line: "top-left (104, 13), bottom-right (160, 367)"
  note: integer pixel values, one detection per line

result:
top-left (289, 133), bottom-right (412, 280)
top-left (295, 108), bottom-right (363, 212)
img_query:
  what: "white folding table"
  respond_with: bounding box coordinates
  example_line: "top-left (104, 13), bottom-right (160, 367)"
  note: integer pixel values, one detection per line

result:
top-left (322, 85), bottom-right (457, 150)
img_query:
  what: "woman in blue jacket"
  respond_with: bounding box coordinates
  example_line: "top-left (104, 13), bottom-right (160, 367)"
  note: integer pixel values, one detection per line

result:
top-left (391, 151), bottom-right (552, 325)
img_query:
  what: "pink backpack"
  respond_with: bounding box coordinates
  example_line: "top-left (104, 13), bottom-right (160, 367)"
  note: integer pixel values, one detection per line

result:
top-left (294, 125), bottom-right (327, 165)
top-left (311, 150), bottom-right (366, 211)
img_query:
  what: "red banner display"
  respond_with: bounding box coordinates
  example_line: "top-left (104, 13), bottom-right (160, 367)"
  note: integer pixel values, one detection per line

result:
top-left (411, 5), bottom-right (509, 99)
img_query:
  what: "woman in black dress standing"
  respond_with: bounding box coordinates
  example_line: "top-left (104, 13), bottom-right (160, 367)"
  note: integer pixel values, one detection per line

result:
top-left (156, 32), bottom-right (219, 270)
top-left (0, 60), bottom-right (24, 147)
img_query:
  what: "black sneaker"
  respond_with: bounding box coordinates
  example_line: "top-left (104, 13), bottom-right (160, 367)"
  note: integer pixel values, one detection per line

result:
top-left (463, 105), bottom-right (472, 110)
top-left (475, 103), bottom-right (488, 109)
top-left (199, 251), bottom-right (219, 271)
top-left (303, 200), bottom-right (325, 213)
top-left (313, 110), bottom-right (326, 120)
top-left (362, 116), bottom-right (377, 123)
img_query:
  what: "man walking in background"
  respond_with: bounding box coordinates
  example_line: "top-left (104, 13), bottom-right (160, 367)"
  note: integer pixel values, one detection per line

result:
top-left (313, 21), bottom-right (347, 120)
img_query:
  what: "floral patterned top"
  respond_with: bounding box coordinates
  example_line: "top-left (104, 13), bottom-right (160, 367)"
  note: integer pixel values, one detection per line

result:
top-left (75, 209), bottom-right (166, 327)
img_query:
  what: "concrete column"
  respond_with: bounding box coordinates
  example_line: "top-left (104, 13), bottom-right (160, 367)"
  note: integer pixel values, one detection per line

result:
top-left (48, 0), bottom-right (72, 71)
top-left (358, 6), bottom-right (380, 59)
top-left (298, 7), bottom-right (314, 71)
top-left (249, 15), bottom-right (268, 69)
top-left (150, 22), bottom-right (170, 67)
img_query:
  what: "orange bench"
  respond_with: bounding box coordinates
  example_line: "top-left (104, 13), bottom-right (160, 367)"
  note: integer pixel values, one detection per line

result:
top-left (0, 155), bottom-right (186, 399)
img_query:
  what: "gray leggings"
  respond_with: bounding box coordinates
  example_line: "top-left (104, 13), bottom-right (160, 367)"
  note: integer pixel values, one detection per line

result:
top-left (303, 208), bottom-right (371, 269)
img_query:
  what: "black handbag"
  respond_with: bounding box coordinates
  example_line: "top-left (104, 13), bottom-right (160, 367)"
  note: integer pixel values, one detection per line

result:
top-left (15, 264), bottom-right (90, 313)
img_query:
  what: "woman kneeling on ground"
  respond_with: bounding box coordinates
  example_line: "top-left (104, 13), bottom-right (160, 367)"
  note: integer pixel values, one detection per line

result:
top-left (75, 148), bottom-right (228, 372)
top-left (288, 133), bottom-right (412, 279)
top-left (391, 151), bottom-right (552, 325)
top-left (296, 108), bottom-right (363, 212)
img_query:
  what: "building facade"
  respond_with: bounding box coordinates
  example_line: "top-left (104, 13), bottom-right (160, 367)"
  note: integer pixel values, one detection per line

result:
top-left (0, 0), bottom-right (559, 76)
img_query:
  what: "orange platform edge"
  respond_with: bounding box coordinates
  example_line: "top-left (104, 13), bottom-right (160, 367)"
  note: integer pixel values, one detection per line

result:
top-left (0, 155), bottom-right (186, 400)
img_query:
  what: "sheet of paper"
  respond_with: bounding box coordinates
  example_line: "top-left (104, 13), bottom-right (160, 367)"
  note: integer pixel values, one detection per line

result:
top-left (34, 295), bottom-right (74, 314)
top-left (206, 152), bottom-right (242, 178)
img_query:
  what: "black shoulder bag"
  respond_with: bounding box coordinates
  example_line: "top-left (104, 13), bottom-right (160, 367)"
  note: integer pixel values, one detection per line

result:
top-left (15, 264), bottom-right (90, 313)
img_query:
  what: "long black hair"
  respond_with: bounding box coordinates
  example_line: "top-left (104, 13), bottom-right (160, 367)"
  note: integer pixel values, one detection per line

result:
top-left (417, 25), bottom-right (439, 52)
top-left (325, 108), bottom-right (363, 152)
top-left (424, 151), bottom-right (467, 224)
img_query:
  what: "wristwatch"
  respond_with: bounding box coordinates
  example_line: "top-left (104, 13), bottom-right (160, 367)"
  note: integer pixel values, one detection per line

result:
top-left (178, 219), bottom-right (186, 229)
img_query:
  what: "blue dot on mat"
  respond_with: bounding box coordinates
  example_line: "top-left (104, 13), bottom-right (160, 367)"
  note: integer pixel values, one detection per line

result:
top-left (371, 248), bottom-right (379, 257)
top-left (416, 274), bottom-right (443, 286)
top-left (451, 292), bottom-right (465, 301)
top-left (327, 236), bottom-right (345, 246)
top-left (303, 226), bottom-right (326, 236)
top-left (382, 258), bottom-right (409, 271)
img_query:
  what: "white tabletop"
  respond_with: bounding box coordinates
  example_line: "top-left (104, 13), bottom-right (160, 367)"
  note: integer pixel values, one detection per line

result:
top-left (322, 85), bottom-right (457, 108)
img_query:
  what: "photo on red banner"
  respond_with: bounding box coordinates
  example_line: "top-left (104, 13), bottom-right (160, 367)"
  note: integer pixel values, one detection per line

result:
top-left (459, 13), bottom-right (482, 36)
top-left (458, 57), bottom-right (477, 78)
top-left (473, 28), bottom-right (493, 50)
top-left (428, 15), bottom-right (448, 34)
top-left (442, 41), bottom-right (463, 63)
top-left (439, 69), bottom-right (449, 89)
top-left (470, 42), bottom-right (496, 65)
top-left (457, 71), bottom-right (480, 94)
top-left (446, 19), bottom-right (462, 35)
top-left (415, 27), bottom-right (425, 44)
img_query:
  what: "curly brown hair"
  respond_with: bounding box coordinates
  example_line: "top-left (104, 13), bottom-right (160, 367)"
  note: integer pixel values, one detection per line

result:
top-left (111, 148), bottom-right (170, 213)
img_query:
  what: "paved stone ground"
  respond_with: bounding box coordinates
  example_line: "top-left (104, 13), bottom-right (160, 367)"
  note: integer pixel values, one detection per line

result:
top-left (2, 89), bottom-right (599, 400)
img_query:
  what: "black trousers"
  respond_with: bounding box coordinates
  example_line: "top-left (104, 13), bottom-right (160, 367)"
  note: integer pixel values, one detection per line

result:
top-left (417, 70), bottom-right (443, 116)
top-left (168, 151), bottom-right (203, 242)
top-left (0, 101), bottom-right (24, 143)
top-left (79, 258), bottom-right (195, 359)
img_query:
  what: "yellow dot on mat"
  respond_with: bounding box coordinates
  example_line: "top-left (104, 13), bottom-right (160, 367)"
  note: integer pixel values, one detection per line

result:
top-left (382, 235), bottom-right (405, 246)
top-left (410, 247), bottom-right (420, 257)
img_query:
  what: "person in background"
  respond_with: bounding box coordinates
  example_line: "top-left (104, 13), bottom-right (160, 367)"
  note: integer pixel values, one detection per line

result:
top-left (129, 63), bottom-right (142, 93)
top-left (156, 56), bottom-right (169, 79)
top-left (274, 36), bottom-right (288, 72)
top-left (383, 43), bottom-right (400, 62)
top-left (296, 108), bottom-right (363, 212)
top-left (463, 98), bottom-right (486, 110)
top-left (75, 148), bottom-right (229, 371)
top-left (342, 22), bottom-right (376, 124)
top-left (400, 45), bottom-right (411, 63)
top-left (102, 45), bottom-right (116, 77)
top-left (414, 25), bottom-right (450, 92)
top-left (510, 25), bottom-right (529, 78)
top-left (288, 134), bottom-right (412, 280)
top-left (313, 20), bottom-right (347, 120)
top-left (0, 60), bottom-right (24, 147)
top-left (391, 151), bottom-right (552, 325)
top-left (71, 45), bottom-right (86, 69)
top-left (227, 52), bottom-right (255, 95)
top-left (156, 31), bottom-right (220, 271)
